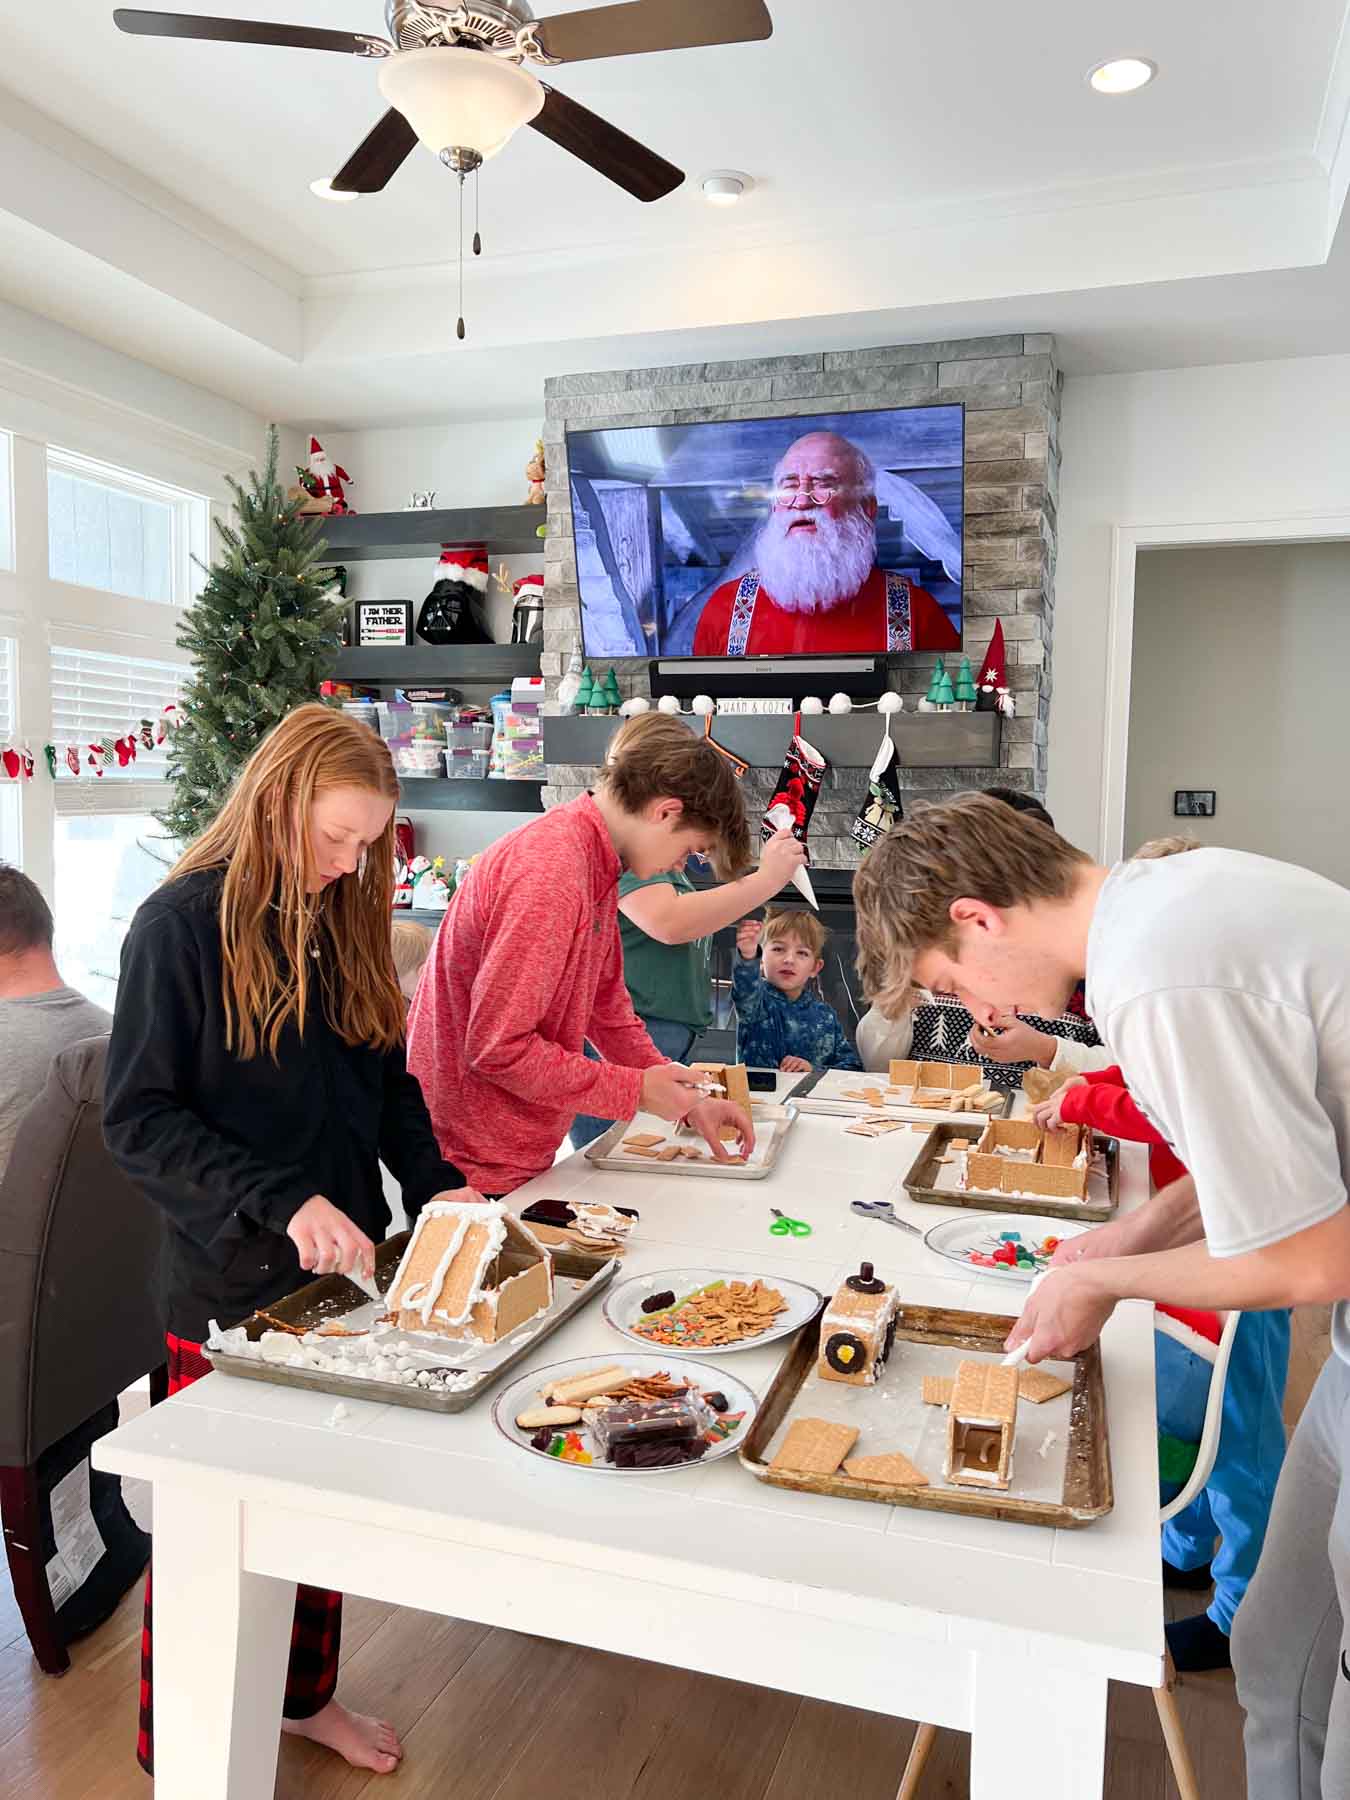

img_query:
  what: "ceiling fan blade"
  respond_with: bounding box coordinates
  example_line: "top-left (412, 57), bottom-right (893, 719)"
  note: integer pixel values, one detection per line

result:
top-left (112, 10), bottom-right (389, 55)
top-left (533, 0), bottom-right (771, 64)
top-left (331, 110), bottom-right (419, 193)
top-left (531, 85), bottom-right (682, 202)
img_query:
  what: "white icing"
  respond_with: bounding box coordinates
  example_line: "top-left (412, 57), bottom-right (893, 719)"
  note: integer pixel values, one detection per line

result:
top-left (389, 1199), bottom-right (509, 1329)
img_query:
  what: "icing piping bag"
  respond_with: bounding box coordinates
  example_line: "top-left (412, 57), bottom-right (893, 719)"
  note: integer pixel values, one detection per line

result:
top-left (1001, 1270), bottom-right (1048, 1368)
top-left (765, 803), bottom-right (818, 910)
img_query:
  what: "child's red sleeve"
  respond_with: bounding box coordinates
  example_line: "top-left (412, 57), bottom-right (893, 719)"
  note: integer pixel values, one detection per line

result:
top-left (1080, 1064), bottom-right (1124, 1087)
top-left (1058, 1080), bottom-right (1167, 1148)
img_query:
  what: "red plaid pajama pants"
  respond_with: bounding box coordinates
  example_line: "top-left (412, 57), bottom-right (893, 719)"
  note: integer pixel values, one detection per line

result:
top-left (136, 1333), bottom-right (343, 1774)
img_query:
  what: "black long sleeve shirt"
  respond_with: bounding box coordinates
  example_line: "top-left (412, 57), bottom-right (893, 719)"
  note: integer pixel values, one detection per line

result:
top-left (104, 868), bottom-right (463, 1339)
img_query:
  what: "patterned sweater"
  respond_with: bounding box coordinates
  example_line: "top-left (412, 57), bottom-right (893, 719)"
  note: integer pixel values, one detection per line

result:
top-left (910, 990), bottom-right (1101, 1093)
top-left (732, 956), bottom-right (862, 1071)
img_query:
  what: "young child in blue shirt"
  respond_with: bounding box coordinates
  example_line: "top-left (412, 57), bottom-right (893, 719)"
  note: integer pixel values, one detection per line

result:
top-left (733, 909), bottom-right (861, 1073)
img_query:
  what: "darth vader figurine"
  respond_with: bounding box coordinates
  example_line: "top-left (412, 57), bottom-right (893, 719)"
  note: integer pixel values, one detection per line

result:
top-left (417, 543), bottom-right (492, 645)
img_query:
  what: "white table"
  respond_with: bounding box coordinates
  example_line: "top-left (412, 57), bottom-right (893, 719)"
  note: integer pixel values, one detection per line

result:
top-left (95, 1086), bottom-right (1161, 1800)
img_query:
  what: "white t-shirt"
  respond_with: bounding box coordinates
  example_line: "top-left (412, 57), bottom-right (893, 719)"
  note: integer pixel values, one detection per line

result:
top-left (1086, 848), bottom-right (1350, 1356)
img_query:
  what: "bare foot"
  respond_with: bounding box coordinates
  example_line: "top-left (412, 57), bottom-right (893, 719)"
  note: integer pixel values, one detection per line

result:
top-left (282, 1700), bottom-right (404, 1774)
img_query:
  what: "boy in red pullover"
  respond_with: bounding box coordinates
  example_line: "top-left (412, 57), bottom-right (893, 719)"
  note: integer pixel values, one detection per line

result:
top-left (1036, 1071), bottom-right (1290, 1672)
top-left (408, 714), bottom-right (763, 1195)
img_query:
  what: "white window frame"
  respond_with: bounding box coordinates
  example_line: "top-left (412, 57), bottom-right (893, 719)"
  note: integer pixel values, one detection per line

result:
top-left (46, 445), bottom-right (209, 607)
top-left (0, 430), bottom-right (13, 573)
top-left (49, 641), bottom-right (187, 814)
top-left (0, 632), bottom-right (17, 863)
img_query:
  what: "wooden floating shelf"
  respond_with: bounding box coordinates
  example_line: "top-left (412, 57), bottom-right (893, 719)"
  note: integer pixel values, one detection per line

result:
top-left (543, 710), bottom-right (1001, 770)
top-left (315, 505), bottom-right (545, 562)
top-left (396, 779), bottom-right (544, 814)
top-left (335, 644), bottom-right (541, 684)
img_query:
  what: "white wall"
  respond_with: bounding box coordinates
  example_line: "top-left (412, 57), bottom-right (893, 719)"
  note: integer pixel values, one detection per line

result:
top-left (1125, 542), bottom-right (1350, 884)
top-left (1050, 354), bottom-right (1350, 856)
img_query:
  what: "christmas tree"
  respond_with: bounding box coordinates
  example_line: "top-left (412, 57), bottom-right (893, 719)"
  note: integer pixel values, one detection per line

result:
top-left (575, 666), bottom-right (596, 712)
top-left (601, 667), bottom-right (623, 713)
top-left (953, 656), bottom-right (977, 710)
top-left (924, 658), bottom-right (949, 707)
top-left (159, 426), bottom-right (347, 843)
top-left (934, 667), bottom-right (956, 709)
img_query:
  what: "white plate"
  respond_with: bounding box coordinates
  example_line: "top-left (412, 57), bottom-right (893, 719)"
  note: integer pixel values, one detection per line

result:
top-left (922, 1213), bottom-right (1091, 1283)
top-left (491, 1352), bottom-right (757, 1475)
top-left (602, 1266), bottom-right (823, 1353)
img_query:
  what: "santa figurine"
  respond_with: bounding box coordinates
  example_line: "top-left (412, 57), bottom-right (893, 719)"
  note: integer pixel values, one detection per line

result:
top-left (975, 619), bottom-right (1015, 718)
top-left (296, 437), bottom-right (355, 515)
top-left (417, 543), bottom-right (491, 645)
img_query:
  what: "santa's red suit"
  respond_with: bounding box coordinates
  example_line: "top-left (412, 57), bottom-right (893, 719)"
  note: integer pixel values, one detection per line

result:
top-left (693, 566), bottom-right (960, 657)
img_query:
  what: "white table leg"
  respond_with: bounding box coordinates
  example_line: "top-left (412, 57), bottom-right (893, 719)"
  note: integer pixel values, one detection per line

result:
top-left (969, 1654), bottom-right (1107, 1800)
top-left (152, 1486), bottom-right (295, 1800)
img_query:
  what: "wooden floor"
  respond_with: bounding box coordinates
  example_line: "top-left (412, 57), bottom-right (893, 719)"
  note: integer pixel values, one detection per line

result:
top-left (2, 1307), bottom-right (1331, 1799)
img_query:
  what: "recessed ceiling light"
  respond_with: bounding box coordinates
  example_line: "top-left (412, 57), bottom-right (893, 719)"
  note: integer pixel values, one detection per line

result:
top-left (1088, 57), bottom-right (1157, 95)
top-left (309, 177), bottom-right (359, 204)
top-left (701, 171), bottom-right (753, 207)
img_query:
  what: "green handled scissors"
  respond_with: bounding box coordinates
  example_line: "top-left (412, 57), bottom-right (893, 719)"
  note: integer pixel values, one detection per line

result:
top-left (770, 1207), bottom-right (812, 1238)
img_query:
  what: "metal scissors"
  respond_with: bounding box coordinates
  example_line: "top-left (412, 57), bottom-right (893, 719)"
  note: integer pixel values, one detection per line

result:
top-left (769, 1207), bottom-right (812, 1237)
top-left (850, 1199), bottom-right (922, 1238)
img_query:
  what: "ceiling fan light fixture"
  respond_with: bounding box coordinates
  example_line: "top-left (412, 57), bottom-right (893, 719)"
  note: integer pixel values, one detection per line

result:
top-left (309, 177), bottom-right (361, 203)
top-left (701, 171), bottom-right (752, 207)
top-left (378, 46), bottom-right (544, 163)
top-left (1087, 57), bottom-right (1157, 94)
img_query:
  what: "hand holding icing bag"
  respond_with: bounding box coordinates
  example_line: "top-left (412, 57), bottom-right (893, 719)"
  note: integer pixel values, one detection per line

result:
top-left (761, 721), bottom-right (826, 910)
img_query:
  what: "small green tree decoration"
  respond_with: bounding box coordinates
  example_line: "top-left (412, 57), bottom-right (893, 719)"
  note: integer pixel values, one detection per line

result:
top-left (159, 426), bottom-right (346, 842)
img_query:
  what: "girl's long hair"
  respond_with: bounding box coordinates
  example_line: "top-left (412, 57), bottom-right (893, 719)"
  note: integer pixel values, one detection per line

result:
top-left (168, 702), bottom-right (404, 1060)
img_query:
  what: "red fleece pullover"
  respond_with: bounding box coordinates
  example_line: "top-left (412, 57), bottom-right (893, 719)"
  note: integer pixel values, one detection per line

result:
top-left (406, 793), bottom-right (665, 1194)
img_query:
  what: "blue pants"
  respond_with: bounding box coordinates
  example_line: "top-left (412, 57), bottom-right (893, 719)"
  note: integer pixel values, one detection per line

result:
top-left (569, 1018), bottom-right (698, 1151)
top-left (1156, 1308), bottom-right (1291, 1634)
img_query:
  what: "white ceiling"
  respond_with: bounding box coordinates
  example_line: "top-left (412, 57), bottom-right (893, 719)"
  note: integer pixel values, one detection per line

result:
top-left (2, 0), bottom-right (1350, 427)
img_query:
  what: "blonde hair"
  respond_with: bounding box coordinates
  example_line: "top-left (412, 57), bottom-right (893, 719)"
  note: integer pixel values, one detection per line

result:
top-left (762, 907), bottom-right (827, 960)
top-left (599, 712), bottom-right (750, 879)
top-left (391, 917), bottom-right (433, 998)
top-left (853, 793), bottom-right (1090, 1014)
top-left (1132, 835), bottom-right (1199, 860)
top-left (168, 702), bottom-right (404, 1060)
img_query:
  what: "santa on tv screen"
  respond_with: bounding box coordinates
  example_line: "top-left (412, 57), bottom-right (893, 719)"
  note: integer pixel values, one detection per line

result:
top-left (566, 402), bottom-right (964, 660)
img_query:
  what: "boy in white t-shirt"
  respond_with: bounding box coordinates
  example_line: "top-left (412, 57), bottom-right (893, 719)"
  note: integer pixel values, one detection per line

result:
top-left (853, 795), bottom-right (1350, 1799)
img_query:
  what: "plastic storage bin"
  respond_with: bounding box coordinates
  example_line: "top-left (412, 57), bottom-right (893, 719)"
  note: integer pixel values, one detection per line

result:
top-left (340, 701), bottom-right (380, 734)
top-left (378, 702), bottom-right (451, 777)
top-left (443, 748), bottom-right (490, 779)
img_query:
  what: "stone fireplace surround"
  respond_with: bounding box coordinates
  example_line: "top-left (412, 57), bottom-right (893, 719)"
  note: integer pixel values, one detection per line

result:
top-left (537, 333), bottom-right (1059, 868)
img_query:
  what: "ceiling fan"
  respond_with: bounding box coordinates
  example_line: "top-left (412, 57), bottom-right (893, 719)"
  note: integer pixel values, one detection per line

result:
top-left (112, 2), bottom-right (774, 204)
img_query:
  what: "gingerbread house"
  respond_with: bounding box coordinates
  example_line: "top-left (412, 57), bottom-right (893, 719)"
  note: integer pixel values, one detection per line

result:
top-left (385, 1200), bottom-right (552, 1343)
top-left (691, 1061), bottom-right (753, 1128)
top-left (886, 1059), bottom-right (998, 1112)
top-left (817, 1263), bottom-right (901, 1386)
top-left (944, 1359), bottom-right (1017, 1489)
top-left (965, 1117), bottom-right (1091, 1201)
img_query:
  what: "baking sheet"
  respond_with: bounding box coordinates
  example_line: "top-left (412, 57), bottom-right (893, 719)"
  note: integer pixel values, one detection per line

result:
top-left (584, 1102), bottom-right (798, 1180)
top-left (205, 1236), bottom-right (618, 1413)
top-left (793, 1066), bottom-right (1012, 1124)
top-left (905, 1121), bottom-right (1120, 1223)
top-left (741, 1305), bottom-right (1112, 1527)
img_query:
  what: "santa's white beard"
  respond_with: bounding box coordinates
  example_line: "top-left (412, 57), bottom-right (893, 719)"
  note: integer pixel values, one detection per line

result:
top-left (754, 507), bottom-right (877, 613)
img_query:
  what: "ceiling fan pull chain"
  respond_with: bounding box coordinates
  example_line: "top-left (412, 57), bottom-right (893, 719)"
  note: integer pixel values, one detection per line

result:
top-left (456, 174), bottom-right (466, 341)
top-left (473, 167), bottom-right (482, 257)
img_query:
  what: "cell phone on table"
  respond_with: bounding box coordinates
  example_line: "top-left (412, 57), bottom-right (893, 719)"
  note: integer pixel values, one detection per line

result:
top-left (747, 1067), bottom-right (779, 1091)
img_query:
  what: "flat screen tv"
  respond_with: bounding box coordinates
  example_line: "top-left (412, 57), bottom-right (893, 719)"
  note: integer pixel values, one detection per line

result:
top-left (565, 402), bottom-right (964, 660)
